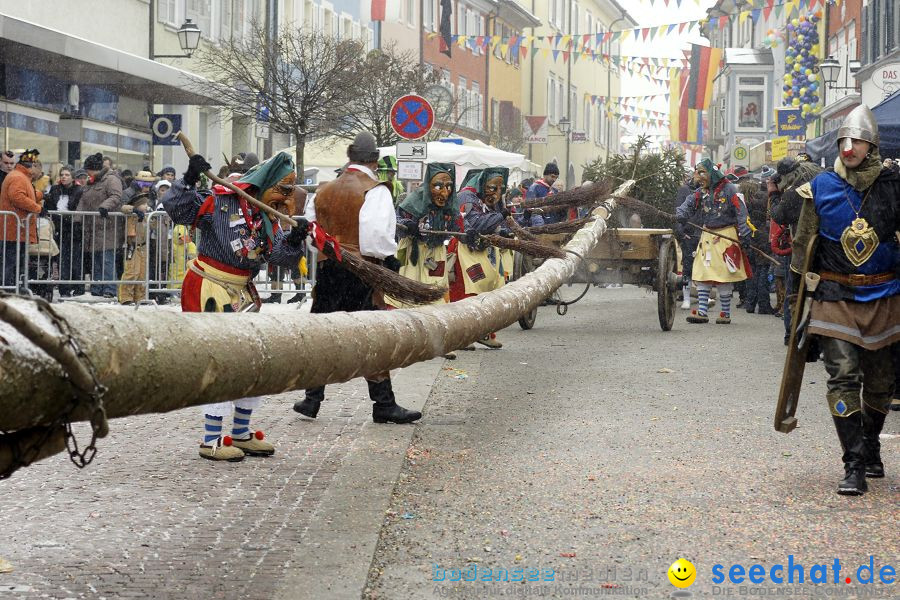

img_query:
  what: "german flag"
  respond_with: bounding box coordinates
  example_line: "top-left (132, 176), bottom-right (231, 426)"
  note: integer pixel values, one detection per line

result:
top-left (685, 44), bottom-right (722, 111)
top-left (669, 71), bottom-right (703, 144)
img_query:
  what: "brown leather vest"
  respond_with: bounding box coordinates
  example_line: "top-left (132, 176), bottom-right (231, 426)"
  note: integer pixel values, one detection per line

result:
top-left (314, 168), bottom-right (388, 251)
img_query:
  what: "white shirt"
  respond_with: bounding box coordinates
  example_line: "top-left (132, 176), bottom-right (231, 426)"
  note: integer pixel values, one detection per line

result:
top-left (304, 164), bottom-right (397, 259)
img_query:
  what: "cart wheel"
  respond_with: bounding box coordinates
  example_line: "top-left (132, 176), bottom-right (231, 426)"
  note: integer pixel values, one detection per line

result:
top-left (657, 238), bottom-right (678, 331)
top-left (513, 252), bottom-right (537, 330)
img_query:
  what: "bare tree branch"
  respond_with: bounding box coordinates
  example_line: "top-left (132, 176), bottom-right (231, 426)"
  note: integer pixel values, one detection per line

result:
top-left (191, 24), bottom-right (366, 174)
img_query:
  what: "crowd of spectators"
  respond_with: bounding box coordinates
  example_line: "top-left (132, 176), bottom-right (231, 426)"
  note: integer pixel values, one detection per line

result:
top-left (0, 149), bottom-right (185, 302)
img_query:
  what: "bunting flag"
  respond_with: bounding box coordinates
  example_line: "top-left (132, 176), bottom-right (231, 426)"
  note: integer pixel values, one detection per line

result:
top-left (370, 0), bottom-right (386, 21)
top-left (669, 70), bottom-right (703, 144)
top-left (439, 0), bottom-right (452, 57)
top-left (685, 44), bottom-right (722, 110)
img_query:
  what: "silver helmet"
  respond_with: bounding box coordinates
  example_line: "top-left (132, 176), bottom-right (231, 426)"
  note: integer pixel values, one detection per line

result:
top-left (836, 104), bottom-right (879, 148)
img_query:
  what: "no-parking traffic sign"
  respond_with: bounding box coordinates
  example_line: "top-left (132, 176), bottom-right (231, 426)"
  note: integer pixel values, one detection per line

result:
top-left (390, 95), bottom-right (434, 140)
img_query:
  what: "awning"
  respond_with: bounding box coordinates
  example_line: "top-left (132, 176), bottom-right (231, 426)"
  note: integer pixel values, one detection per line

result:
top-left (0, 13), bottom-right (218, 105)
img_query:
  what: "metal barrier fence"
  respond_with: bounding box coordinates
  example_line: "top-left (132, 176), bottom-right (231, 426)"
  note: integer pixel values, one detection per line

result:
top-left (12, 210), bottom-right (314, 305)
top-left (0, 211), bottom-right (24, 293)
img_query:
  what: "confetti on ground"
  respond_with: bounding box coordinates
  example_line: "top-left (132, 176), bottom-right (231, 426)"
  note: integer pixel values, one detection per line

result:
top-left (559, 552), bottom-right (576, 558)
top-left (0, 557), bottom-right (13, 573)
top-left (657, 368), bottom-right (674, 373)
top-left (401, 512), bottom-right (416, 520)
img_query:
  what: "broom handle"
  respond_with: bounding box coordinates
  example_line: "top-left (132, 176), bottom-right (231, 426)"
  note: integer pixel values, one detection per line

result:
top-left (687, 222), bottom-right (780, 266)
top-left (174, 131), bottom-right (298, 228)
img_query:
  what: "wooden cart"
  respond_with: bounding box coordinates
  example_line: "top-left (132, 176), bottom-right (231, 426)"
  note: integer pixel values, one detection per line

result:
top-left (512, 228), bottom-right (681, 331)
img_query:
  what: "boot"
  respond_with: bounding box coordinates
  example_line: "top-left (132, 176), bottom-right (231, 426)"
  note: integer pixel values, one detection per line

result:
top-left (832, 414), bottom-right (868, 495)
top-left (680, 285), bottom-right (691, 310)
top-left (368, 379), bottom-right (422, 424)
top-left (293, 387), bottom-right (324, 418)
top-left (862, 409), bottom-right (887, 478)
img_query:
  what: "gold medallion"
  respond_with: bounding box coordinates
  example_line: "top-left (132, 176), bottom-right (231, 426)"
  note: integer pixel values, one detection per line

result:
top-left (840, 217), bottom-right (879, 267)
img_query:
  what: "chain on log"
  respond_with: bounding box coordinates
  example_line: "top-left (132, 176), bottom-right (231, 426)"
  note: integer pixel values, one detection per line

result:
top-left (0, 180), bottom-right (633, 475)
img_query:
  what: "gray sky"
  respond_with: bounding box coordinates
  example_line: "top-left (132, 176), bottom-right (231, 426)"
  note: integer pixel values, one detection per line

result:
top-left (619, 0), bottom-right (717, 144)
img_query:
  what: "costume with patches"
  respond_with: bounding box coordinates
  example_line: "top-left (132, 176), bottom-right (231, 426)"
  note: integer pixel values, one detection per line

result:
top-left (450, 167), bottom-right (512, 301)
top-left (790, 104), bottom-right (899, 495)
top-left (162, 152), bottom-right (307, 461)
top-left (389, 162), bottom-right (458, 307)
top-left (676, 159), bottom-right (752, 323)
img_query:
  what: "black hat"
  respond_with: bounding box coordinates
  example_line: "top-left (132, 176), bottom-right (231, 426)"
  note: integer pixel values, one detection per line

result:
top-left (158, 165), bottom-right (176, 176)
top-left (83, 153), bottom-right (103, 170)
top-left (543, 162), bottom-right (560, 176)
top-left (775, 157), bottom-right (798, 177)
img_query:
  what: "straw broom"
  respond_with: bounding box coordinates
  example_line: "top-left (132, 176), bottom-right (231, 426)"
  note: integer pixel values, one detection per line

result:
top-left (524, 216), bottom-right (595, 235)
top-left (173, 131), bottom-right (446, 305)
top-left (520, 180), bottom-right (614, 212)
top-left (426, 229), bottom-right (566, 260)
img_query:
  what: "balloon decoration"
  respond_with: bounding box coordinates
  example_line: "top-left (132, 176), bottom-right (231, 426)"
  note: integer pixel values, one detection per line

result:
top-left (782, 9), bottom-right (824, 120)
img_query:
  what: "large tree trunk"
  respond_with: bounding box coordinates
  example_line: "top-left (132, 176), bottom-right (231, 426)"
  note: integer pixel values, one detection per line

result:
top-left (0, 182), bottom-right (632, 472)
top-left (294, 136), bottom-right (306, 178)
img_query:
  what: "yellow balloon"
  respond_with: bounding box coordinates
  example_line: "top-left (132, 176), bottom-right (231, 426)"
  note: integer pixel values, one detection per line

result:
top-left (792, 98), bottom-right (801, 107)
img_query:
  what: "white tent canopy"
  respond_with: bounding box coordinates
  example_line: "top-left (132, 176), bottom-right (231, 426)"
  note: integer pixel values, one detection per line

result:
top-left (278, 136), bottom-right (539, 186)
top-left (379, 138), bottom-right (539, 187)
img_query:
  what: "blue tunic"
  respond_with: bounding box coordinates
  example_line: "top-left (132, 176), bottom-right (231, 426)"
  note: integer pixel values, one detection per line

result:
top-left (810, 170), bottom-right (899, 302)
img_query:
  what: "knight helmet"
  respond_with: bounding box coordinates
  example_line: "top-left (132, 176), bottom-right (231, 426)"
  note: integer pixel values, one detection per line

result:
top-left (836, 105), bottom-right (879, 148)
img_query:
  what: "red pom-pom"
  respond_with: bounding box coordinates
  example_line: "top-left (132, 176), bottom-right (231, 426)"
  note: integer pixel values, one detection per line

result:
top-left (720, 312), bottom-right (727, 318)
top-left (254, 430), bottom-right (265, 440)
top-left (222, 435), bottom-right (233, 446)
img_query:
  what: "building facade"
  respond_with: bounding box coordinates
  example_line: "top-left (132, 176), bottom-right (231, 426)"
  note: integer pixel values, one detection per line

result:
top-left (855, 0), bottom-right (900, 108)
top-left (821, 0), bottom-right (862, 133)
top-left (524, 0), bottom-right (635, 188)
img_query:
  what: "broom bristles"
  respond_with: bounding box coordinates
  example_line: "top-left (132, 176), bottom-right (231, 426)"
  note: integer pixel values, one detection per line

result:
top-left (321, 245), bottom-right (447, 304)
top-left (524, 216), bottom-right (595, 235)
top-left (505, 216), bottom-right (539, 241)
top-left (480, 235), bottom-right (566, 260)
top-left (521, 179), bottom-right (614, 211)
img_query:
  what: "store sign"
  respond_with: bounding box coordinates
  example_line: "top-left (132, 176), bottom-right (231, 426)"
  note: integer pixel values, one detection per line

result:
top-left (524, 116), bottom-right (548, 144)
top-left (775, 107), bottom-right (806, 138)
top-left (770, 136), bottom-right (789, 162)
top-left (872, 62), bottom-right (900, 98)
top-left (150, 114), bottom-right (181, 145)
top-left (570, 131), bottom-right (588, 144)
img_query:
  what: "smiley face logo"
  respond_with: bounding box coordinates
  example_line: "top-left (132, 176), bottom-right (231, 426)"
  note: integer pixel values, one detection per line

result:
top-left (668, 558), bottom-right (696, 588)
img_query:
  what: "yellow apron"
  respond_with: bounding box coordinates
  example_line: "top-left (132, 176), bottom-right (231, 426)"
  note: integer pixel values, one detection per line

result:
top-left (691, 226), bottom-right (750, 283)
top-left (457, 244), bottom-right (504, 295)
top-left (385, 238), bottom-right (451, 307)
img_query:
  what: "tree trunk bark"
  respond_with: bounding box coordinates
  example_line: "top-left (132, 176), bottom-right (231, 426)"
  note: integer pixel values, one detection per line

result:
top-left (295, 136), bottom-right (306, 179)
top-left (0, 181), bottom-right (631, 434)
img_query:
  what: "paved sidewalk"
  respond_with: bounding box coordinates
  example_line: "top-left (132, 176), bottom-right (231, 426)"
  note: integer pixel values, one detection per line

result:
top-left (0, 352), bottom-right (443, 600)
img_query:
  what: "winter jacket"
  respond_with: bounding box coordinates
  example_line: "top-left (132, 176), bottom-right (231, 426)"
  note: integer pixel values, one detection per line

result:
top-left (0, 164), bottom-right (42, 243)
top-left (769, 220), bottom-right (792, 256)
top-left (76, 168), bottom-right (124, 252)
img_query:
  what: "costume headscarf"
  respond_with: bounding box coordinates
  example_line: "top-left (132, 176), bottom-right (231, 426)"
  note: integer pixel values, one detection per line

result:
top-left (459, 166), bottom-right (509, 198)
top-left (696, 158), bottom-right (724, 190)
top-left (399, 162), bottom-right (457, 224)
top-left (238, 151), bottom-right (295, 197)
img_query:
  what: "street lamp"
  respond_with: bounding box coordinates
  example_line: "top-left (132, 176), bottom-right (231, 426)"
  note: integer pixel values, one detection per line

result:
top-left (149, 13), bottom-right (202, 60)
top-left (820, 55), bottom-right (862, 91)
top-left (558, 117), bottom-right (572, 134)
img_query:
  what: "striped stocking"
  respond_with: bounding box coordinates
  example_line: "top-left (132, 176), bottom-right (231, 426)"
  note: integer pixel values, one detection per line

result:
top-left (696, 282), bottom-right (711, 317)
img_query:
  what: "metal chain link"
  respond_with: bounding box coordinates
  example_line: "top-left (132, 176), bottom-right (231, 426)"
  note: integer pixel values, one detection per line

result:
top-left (0, 293), bottom-right (107, 478)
